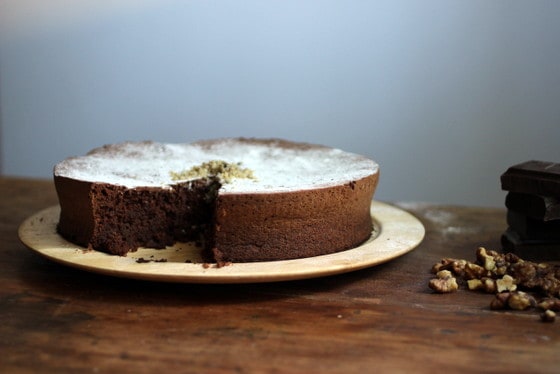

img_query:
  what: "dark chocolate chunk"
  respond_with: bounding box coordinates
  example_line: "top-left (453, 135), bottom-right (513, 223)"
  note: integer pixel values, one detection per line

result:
top-left (501, 160), bottom-right (560, 196)
top-left (505, 192), bottom-right (560, 221)
top-left (501, 228), bottom-right (560, 261)
top-left (507, 210), bottom-right (560, 240)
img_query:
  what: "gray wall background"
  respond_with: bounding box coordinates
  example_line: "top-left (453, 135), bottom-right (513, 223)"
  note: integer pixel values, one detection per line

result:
top-left (1, 1), bottom-right (559, 206)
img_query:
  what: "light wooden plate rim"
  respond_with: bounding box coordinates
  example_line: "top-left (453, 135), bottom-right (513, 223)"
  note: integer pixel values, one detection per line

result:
top-left (18, 201), bottom-right (424, 283)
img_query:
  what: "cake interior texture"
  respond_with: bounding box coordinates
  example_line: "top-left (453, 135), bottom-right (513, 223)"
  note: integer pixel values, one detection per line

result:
top-left (56, 178), bottom-right (218, 257)
top-left (54, 138), bottom-right (379, 263)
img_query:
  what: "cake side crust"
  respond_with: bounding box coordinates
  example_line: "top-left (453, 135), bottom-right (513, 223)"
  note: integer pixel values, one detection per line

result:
top-left (54, 176), bottom-right (95, 248)
top-left (211, 173), bottom-right (379, 263)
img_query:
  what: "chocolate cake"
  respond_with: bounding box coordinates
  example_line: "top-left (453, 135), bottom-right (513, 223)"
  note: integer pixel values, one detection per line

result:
top-left (53, 138), bottom-right (380, 263)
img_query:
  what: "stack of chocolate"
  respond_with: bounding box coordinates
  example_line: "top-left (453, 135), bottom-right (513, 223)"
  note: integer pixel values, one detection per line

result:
top-left (500, 160), bottom-right (560, 261)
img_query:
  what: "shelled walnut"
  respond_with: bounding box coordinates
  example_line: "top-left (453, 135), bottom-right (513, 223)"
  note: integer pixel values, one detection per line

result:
top-left (429, 247), bottom-right (560, 322)
top-left (489, 291), bottom-right (536, 311)
top-left (428, 270), bottom-right (459, 293)
top-left (467, 274), bottom-right (517, 293)
top-left (538, 298), bottom-right (560, 311)
top-left (489, 292), bottom-right (512, 310)
top-left (541, 310), bottom-right (556, 323)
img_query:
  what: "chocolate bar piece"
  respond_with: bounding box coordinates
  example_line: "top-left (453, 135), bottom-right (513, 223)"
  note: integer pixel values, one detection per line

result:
top-left (501, 229), bottom-right (560, 261)
top-left (505, 192), bottom-right (560, 221)
top-left (501, 160), bottom-right (560, 196)
top-left (507, 210), bottom-right (560, 240)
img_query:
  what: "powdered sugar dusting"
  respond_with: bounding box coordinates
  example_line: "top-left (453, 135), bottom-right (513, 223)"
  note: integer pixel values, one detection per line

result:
top-left (54, 139), bottom-right (379, 193)
top-left (422, 206), bottom-right (477, 236)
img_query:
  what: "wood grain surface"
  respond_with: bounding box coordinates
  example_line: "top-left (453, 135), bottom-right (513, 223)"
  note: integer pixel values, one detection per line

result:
top-left (1, 177), bottom-right (558, 373)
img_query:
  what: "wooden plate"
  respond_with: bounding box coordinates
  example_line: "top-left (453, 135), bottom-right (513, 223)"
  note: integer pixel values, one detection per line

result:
top-left (18, 201), bottom-right (424, 283)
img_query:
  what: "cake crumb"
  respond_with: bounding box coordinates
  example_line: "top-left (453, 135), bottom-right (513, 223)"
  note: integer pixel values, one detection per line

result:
top-left (135, 257), bottom-right (167, 263)
top-left (201, 261), bottom-right (232, 269)
top-left (216, 261), bottom-right (232, 268)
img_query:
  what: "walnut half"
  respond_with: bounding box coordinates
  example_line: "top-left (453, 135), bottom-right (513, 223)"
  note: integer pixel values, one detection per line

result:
top-left (489, 291), bottom-right (536, 311)
top-left (541, 310), bottom-right (556, 323)
top-left (429, 270), bottom-right (459, 293)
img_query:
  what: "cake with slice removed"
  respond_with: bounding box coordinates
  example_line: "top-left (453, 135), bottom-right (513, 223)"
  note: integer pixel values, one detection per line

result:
top-left (53, 138), bottom-right (380, 263)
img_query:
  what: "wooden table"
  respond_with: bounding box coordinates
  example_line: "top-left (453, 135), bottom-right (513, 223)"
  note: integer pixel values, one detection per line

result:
top-left (1, 177), bottom-right (558, 373)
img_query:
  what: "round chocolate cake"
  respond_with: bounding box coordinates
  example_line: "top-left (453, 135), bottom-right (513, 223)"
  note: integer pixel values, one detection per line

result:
top-left (53, 138), bottom-right (380, 263)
